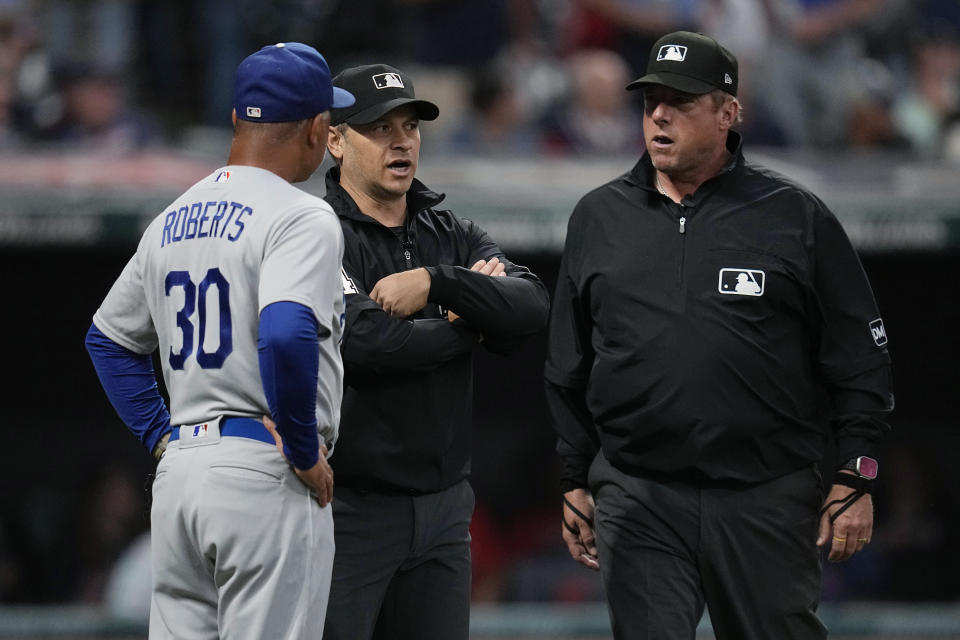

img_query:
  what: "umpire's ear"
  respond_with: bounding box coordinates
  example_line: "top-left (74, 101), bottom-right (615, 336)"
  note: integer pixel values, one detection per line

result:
top-left (326, 123), bottom-right (345, 163)
top-left (718, 95), bottom-right (739, 132)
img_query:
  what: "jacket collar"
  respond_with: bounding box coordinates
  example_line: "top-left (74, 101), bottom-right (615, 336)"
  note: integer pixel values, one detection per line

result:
top-left (323, 165), bottom-right (446, 226)
top-left (626, 130), bottom-right (744, 194)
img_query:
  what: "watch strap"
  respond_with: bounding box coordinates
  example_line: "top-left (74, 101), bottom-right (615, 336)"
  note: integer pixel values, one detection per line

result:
top-left (840, 456), bottom-right (878, 479)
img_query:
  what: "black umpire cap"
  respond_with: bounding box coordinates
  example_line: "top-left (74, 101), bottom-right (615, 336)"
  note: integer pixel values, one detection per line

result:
top-left (329, 64), bottom-right (440, 126)
top-left (627, 31), bottom-right (738, 97)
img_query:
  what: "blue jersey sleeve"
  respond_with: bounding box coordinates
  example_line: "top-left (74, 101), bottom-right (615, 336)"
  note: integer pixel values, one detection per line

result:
top-left (85, 322), bottom-right (172, 454)
top-left (258, 301), bottom-right (321, 470)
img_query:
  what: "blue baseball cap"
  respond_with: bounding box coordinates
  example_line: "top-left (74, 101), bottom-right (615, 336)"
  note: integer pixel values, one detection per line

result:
top-left (234, 42), bottom-right (355, 123)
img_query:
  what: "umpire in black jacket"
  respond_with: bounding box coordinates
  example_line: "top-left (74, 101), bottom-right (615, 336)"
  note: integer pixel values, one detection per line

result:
top-left (545, 32), bottom-right (894, 639)
top-left (321, 64), bottom-right (549, 640)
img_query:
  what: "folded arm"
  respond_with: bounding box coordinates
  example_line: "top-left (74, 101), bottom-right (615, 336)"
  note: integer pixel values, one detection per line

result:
top-left (425, 222), bottom-right (549, 340)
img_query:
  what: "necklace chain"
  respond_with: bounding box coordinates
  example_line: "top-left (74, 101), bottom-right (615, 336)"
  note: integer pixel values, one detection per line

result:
top-left (655, 174), bottom-right (668, 196)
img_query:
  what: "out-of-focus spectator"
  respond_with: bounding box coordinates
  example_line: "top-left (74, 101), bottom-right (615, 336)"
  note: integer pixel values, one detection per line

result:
top-left (405, 0), bottom-right (512, 67)
top-left (443, 63), bottom-right (540, 156)
top-left (46, 60), bottom-right (162, 153)
top-left (891, 21), bottom-right (960, 158)
top-left (104, 529), bottom-right (151, 622)
top-left (698, 0), bottom-right (789, 145)
top-left (74, 465), bottom-right (147, 604)
top-left (943, 113), bottom-right (960, 165)
top-left (559, 0), bottom-right (697, 76)
top-left (34, 0), bottom-right (134, 76)
top-left (758, 0), bottom-right (896, 147)
top-left (470, 504), bottom-right (509, 602)
top-left (0, 14), bottom-right (21, 147)
top-left (0, 1), bottom-right (40, 147)
top-left (540, 48), bottom-right (643, 155)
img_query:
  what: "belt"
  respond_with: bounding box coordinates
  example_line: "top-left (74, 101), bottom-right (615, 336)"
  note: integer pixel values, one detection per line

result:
top-left (169, 417), bottom-right (275, 446)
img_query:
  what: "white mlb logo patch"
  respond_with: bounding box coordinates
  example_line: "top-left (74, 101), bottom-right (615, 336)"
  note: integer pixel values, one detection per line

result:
top-left (718, 268), bottom-right (765, 296)
top-left (246, 106), bottom-right (262, 118)
top-left (372, 73), bottom-right (404, 89)
top-left (657, 45), bottom-right (687, 62)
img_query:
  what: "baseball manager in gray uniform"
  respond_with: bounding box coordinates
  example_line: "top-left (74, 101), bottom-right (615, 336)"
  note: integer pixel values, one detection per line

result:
top-left (85, 42), bottom-right (352, 639)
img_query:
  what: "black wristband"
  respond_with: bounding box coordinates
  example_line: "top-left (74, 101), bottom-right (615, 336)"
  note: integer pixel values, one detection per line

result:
top-left (833, 473), bottom-right (873, 494)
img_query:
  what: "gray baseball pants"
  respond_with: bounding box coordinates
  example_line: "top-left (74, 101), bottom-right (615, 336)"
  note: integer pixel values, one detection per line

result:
top-left (148, 423), bottom-right (334, 639)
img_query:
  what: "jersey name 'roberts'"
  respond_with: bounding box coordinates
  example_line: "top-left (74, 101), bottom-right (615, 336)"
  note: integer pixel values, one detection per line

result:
top-left (160, 197), bottom-right (253, 247)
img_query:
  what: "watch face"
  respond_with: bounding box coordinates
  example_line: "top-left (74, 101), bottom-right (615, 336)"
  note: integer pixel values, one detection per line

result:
top-left (857, 456), bottom-right (879, 479)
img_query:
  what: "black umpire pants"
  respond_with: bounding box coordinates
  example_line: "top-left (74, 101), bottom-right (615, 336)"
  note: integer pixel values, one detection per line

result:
top-left (590, 451), bottom-right (828, 640)
top-left (322, 479), bottom-right (474, 640)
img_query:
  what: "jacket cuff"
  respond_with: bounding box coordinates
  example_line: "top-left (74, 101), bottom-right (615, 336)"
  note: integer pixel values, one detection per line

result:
top-left (559, 478), bottom-right (589, 493)
top-left (424, 265), bottom-right (459, 306)
top-left (835, 436), bottom-right (880, 469)
top-left (558, 451), bottom-right (592, 493)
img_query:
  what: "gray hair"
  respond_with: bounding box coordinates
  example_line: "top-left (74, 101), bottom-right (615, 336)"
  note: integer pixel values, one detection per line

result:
top-left (710, 90), bottom-right (743, 124)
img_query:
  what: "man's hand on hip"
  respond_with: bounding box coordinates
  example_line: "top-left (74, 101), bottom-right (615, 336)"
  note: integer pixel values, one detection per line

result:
top-left (263, 415), bottom-right (334, 507)
top-left (371, 267), bottom-right (431, 318)
top-left (562, 488), bottom-right (600, 571)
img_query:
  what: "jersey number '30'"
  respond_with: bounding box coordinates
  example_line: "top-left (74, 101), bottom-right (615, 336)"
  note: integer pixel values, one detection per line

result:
top-left (165, 268), bottom-right (233, 369)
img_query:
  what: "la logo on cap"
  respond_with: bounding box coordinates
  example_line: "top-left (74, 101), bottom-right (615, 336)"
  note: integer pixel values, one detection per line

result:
top-left (373, 73), bottom-right (404, 89)
top-left (657, 45), bottom-right (687, 62)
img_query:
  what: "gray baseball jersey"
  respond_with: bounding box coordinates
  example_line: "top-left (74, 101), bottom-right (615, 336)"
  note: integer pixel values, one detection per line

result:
top-left (93, 165), bottom-right (344, 445)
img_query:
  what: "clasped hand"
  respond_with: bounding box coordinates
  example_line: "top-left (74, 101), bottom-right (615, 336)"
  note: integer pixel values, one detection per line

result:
top-left (262, 415), bottom-right (334, 507)
top-left (370, 267), bottom-right (432, 318)
top-left (370, 258), bottom-right (506, 320)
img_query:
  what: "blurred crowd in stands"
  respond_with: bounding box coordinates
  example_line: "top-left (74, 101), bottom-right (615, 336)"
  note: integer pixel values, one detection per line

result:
top-left (1, 0), bottom-right (959, 619)
top-left (0, 0), bottom-right (958, 160)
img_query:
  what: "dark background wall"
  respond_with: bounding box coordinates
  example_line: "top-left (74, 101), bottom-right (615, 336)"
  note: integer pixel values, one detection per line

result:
top-left (1, 247), bottom-right (957, 602)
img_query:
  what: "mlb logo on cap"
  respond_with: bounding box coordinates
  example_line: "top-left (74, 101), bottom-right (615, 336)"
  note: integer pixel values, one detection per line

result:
top-left (329, 63), bottom-right (440, 126)
top-left (246, 106), bottom-right (262, 118)
top-left (657, 45), bottom-right (687, 62)
top-left (627, 31), bottom-right (739, 97)
top-left (373, 73), bottom-right (404, 89)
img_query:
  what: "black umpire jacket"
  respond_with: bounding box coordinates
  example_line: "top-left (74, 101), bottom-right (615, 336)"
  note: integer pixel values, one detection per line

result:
top-left (545, 132), bottom-right (894, 491)
top-left (324, 167), bottom-right (549, 494)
